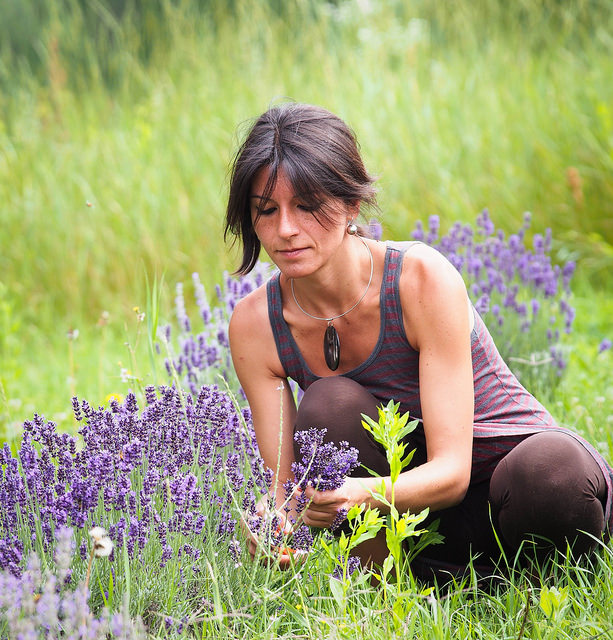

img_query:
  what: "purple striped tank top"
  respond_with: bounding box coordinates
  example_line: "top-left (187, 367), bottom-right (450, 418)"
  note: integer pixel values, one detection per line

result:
top-left (267, 243), bottom-right (613, 528)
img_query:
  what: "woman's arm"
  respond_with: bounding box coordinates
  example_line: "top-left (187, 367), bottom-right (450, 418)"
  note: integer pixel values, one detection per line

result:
top-left (228, 286), bottom-right (298, 508)
top-left (302, 245), bottom-right (474, 526)
top-left (229, 286), bottom-right (303, 565)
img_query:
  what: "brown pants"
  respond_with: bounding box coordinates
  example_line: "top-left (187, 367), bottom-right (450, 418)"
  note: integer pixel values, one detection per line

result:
top-left (295, 377), bottom-right (608, 575)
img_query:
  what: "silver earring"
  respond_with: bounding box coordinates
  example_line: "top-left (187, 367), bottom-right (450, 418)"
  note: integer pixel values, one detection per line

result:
top-left (347, 220), bottom-right (358, 235)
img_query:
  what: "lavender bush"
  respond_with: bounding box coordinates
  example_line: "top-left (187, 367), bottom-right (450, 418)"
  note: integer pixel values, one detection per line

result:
top-left (0, 527), bottom-right (145, 639)
top-left (0, 383), bottom-right (278, 633)
top-left (1, 385), bottom-right (270, 574)
top-left (0, 380), bottom-right (365, 634)
top-left (161, 263), bottom-right (274, 396)
top-left (412, 210), bottom-right (575, 393)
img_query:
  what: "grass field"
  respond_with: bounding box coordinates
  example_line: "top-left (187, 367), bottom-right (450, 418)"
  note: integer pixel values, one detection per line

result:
top-left (1, 1), bottom-right (613, 637)
top-left (2, 0), bottom-right (613, 424)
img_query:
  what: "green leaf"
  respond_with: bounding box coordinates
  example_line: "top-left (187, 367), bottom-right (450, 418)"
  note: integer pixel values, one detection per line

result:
top-left (396, 517), bottom-right (407, 536)
top-left (347, 503), bottom-right (363, 521)
top-left (351, 526), bottom-right (384, 548)
top-left (398, 418), bottom-right (420, 440)
top-left (400, 448), bottom-right (415, 467)
top-left (395, 411), bottom-right (410, 431)
top-left (385, 528), bottom-right (401, 561)
top-left (359, 462), bottom-right (380, 477)
top-left (390, 457), bottom-right (401, 483)
top-left (370, 491), bottom-right (389, 505)
top-left (382, 553), bottom-right (394, 579)
top-left (389, 504), bottom-right (399, 521)
top-left (329, 574), bottom-right (345, 607)
top-left (375, 478), bottom-right (387, 494)
top-left (361, 414), bottom-right (377, 434)
top-left (540, 587), bottom-right (553, 618)
top-left (319, 537), bottom-right (338, 562)
top-left (539, 585), bottom-right (568, 618)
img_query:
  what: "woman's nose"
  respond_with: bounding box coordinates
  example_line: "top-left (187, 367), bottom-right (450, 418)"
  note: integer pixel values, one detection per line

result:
top-left (277, 207), bottom-right (299, 237)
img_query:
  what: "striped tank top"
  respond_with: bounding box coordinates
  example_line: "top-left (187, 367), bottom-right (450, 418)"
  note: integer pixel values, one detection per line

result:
top-left (267, 243), bottom-right (613, 529)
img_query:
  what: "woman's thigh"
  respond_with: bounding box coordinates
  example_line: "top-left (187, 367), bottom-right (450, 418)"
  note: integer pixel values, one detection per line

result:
top-left (417, 431), bottom-right (608, 569)
top-left (489, 430), bottom-right (607, 557)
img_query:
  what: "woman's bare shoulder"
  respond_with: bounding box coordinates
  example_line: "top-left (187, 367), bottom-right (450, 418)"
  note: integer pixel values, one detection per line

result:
top-left (397, 242), bottom-right (470, 348)
top-left (229, 282), bottom-right (285, 378)
top-left (229, 282), bottom-right (271, 343)
top-left (399, 242), bottom-right (464, 292)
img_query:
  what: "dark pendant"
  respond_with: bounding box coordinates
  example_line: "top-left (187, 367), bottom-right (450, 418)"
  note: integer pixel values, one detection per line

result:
top-left (324, 323), bottom-right (340, 371)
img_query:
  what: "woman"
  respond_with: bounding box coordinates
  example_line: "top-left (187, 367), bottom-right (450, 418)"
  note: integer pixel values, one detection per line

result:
top-left (226, 102), bottom-right (612, 578)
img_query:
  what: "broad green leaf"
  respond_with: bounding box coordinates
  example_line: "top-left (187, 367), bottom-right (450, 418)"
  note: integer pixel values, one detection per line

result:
top-left (382, 553), bottom-right (394, 579)
top-left (329, 574), bottom-right (345, 607)
top-left (352, 526), bottom-right (384, 548)
top-left (540, 587), bottom-right (554, 618)
top-left (347, 503), bottom-right (363, 520)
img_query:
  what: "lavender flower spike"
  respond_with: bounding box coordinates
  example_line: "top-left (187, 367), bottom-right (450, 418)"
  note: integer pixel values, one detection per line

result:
top-left (598, 338), bottom-right (612, 354)
top-left (291, 428), bottom-right (359, 493)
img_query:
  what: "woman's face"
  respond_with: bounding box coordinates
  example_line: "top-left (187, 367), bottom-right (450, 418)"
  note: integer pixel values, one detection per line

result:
top-left (250, 166), bottom-right (354, 279)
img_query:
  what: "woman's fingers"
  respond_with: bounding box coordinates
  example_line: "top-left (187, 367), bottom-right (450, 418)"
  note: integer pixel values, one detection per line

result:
top-left (240, 508), bottom-right (306, 568)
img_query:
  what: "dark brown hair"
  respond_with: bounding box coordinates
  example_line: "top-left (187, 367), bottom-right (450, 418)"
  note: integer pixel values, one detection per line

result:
top-left (224, 102), bottom-right (378, 274)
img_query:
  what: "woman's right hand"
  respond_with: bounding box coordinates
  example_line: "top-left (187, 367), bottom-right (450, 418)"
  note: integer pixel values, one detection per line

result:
top-left (240, 498), bottom-right (304, 569)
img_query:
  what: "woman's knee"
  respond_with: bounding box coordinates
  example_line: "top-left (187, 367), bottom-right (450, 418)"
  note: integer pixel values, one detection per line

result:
top-left (294, 377), bottom-right (388, 476)
top-left (295, 377), bottom-right (379, 435)
top-left (489, 431), bottom-right (607, 556)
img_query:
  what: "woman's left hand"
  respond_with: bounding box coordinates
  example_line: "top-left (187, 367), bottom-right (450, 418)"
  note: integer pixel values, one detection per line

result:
top-left (301, 477), bottom-right (372, 528)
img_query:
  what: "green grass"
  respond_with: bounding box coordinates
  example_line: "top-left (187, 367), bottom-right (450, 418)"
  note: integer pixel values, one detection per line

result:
top-left (1, 1), bottom-right (613, 637)
top-left (1, 2), bottom-right (612, 408)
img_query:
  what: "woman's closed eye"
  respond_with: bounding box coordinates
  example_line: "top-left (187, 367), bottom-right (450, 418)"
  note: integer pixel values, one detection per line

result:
top-left (297, 204), bottom-right (317, 212)
top-left (255, 203), bottom-right (316, 216)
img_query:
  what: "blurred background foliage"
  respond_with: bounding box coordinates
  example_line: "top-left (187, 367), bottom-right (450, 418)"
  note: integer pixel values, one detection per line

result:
top-left (0, 0), bottom-right (612, 429)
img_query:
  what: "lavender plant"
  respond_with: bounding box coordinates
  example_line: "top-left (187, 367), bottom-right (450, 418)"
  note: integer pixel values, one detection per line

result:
top-left (0, 383), bottom-right (275, 632)
top-left (411, 210), bottom-right (575, 394)
top-left (160, 263), bottom-right (274, 395)
top-left (243, 428), bottom-right (360, 560)
top-left (0, 527), bottom-right (145, 639)
top-left (284, 428), bottom-right (360, 551)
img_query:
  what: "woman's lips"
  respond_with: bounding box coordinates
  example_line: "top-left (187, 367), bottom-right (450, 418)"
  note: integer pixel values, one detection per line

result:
top-left (277, 247), bottom-right (307, 258)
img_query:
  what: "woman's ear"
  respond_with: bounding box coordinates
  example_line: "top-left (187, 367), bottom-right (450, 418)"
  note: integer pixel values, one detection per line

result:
top-left (347, 200), bottom-right (361, 221)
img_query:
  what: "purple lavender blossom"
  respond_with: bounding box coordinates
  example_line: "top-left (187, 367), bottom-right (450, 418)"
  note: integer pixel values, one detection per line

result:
top-left (292, 428), bottom-right (359, 493)
top-left (291, 525), bottom-right (314, 551)
top-left (331, 555), bottom-right (361, 581)
top-left (598, 338), bottom-right (612, 354)
top-left (161, 261), bottom-right (275, 394)
top-left (410, 209), bottom-right (575, 390)
top-left (1, 384), bottom-right (269, 577)
top-left (276, 429), bottom-right (360, 549)
top-left (330, 508), bottom-right (349, 532)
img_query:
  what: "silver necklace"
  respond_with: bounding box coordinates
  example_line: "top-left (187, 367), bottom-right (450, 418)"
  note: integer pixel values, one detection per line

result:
top-left (290, 237), bottom-right (374, 371)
